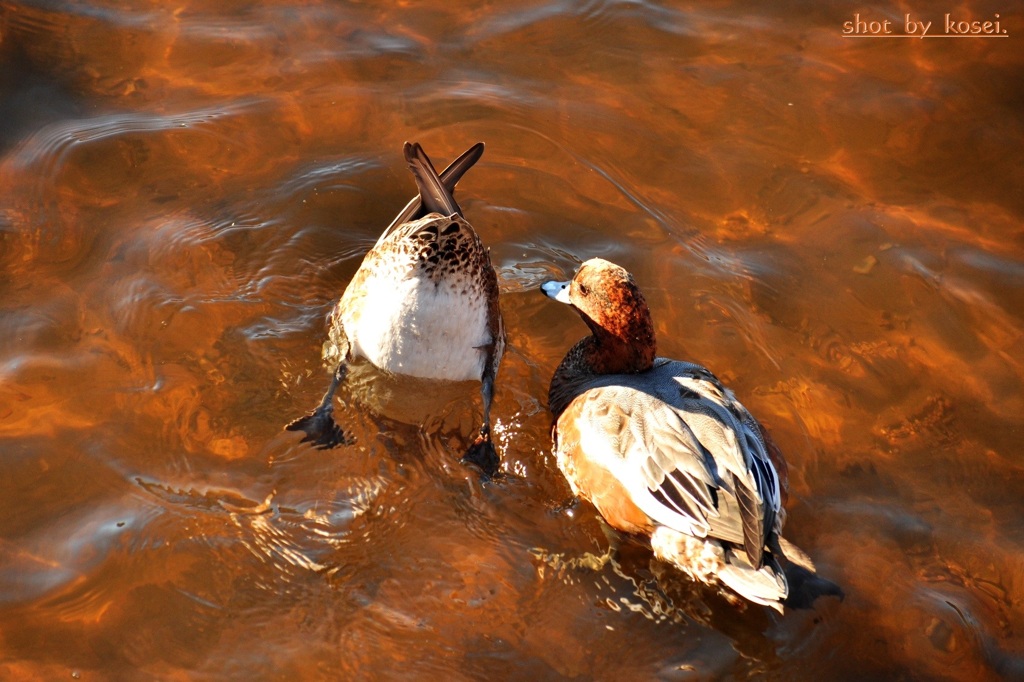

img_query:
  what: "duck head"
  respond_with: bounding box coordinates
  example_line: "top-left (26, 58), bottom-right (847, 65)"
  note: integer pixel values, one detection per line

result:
top-left (542, 258), bottom-right (657, 376)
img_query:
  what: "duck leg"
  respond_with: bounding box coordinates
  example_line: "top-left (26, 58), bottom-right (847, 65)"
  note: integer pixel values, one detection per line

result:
top-left (284, 363), bottom-right (350, 449)
top-left (462, 364), bottom-right (500, 478)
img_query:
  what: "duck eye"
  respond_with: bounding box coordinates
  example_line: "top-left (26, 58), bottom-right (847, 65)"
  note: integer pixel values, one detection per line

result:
top-left (577, 283), bottom-right (589, 296)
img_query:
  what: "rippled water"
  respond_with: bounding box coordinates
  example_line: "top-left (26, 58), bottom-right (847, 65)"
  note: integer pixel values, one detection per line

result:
top-left (1, 0), bottom-right (1022, 679)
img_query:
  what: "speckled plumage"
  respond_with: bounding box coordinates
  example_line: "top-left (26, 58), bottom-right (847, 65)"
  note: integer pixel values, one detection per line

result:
top-left (324, 212), bottom-right (502, 382)
top-left (287, 142), bottom-right (504, 475)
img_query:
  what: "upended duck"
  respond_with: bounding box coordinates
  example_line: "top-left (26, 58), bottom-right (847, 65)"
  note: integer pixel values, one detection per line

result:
top-left (287, 142), bottom-right (504, 476)
top-left (542, 258), bottom-right (841, 612)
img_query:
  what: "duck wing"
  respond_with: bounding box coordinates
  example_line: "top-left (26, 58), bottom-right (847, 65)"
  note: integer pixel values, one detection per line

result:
top-left (581, 361), bottom-right (782, 568)
top-left (375, 142), bottom-right (484, 248)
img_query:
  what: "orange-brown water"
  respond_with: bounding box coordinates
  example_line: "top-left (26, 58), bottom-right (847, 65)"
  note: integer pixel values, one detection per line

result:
top-left (1, 1), bottom-right (1022, 679)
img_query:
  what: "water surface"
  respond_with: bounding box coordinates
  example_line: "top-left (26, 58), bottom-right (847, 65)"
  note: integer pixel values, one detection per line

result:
top-left (1, 0), bottom-right (1023, 679)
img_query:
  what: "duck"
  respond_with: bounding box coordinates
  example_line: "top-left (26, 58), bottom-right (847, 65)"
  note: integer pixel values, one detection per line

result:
top-left (287, 142), bottom-right (505, 476)
top-left (541, 258), bottom-right (841, 612)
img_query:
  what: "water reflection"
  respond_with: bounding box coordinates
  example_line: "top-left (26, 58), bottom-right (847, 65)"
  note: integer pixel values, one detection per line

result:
top-left (1, 0), bottom-right (1022, 679)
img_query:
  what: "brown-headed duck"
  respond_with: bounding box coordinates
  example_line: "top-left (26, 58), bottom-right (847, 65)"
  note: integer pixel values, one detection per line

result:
top-left (542, 258), bottom-right (840, 612)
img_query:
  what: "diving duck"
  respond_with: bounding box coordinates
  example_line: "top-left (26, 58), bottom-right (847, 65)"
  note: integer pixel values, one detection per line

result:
top-left (287, 142), bottom-right (504, 476)
top-left (542, 258), bottom-right (840, 611)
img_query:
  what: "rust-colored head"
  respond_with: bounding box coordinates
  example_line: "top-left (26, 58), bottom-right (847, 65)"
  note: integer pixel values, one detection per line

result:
top-left (543, 258), bottom-right (656, 375)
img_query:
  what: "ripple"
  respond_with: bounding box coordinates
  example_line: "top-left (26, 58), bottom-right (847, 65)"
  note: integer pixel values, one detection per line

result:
top-left (8, 101), bottom-right (264, 173)
top-left (1, 0), bottom-right (1022, 678)
top-left (231, 481), bottom-right (385, 580)
top-left (468, 0), bottom-right (696, 41)
top-left (277, 155), bottom-right (382, 197)
top-left (0, 496), bottom-right (161, 607)
top-left (5, 1), bottom-right (167, 29)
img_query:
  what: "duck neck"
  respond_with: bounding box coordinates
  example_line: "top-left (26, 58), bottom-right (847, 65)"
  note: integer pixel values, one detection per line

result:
top-left (582, 308), bottom-right (657, 374)
top-left (548, 325), bottom-right (657, 418)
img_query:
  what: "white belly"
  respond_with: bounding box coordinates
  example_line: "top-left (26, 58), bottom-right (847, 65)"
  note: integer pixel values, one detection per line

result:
top-left (343, 272), bottom-right (490, 381)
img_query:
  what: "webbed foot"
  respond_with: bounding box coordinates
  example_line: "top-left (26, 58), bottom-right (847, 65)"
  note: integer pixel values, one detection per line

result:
top-left (285, 408), bottom-right (352, 449)
top-left (462, 431), bottom-right (500, 479)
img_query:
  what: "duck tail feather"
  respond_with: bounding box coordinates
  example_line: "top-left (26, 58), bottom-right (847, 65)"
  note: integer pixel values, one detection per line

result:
top-left (781, 562), bottom-right (845, 609)
top-left (404, 142), bottom-right (462, 217)
top-left (440, 142), bottom-right (484, 189)
top-left (385, 142), bottom-right (484, 233)
top-left (718, 547), bottom-right (788, 613)
top-left (770, 536), bottom-right (845, 609)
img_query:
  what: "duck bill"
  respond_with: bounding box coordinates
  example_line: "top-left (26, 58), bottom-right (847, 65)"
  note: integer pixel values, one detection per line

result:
top-left (541, 280), bottom-right (572, 304)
